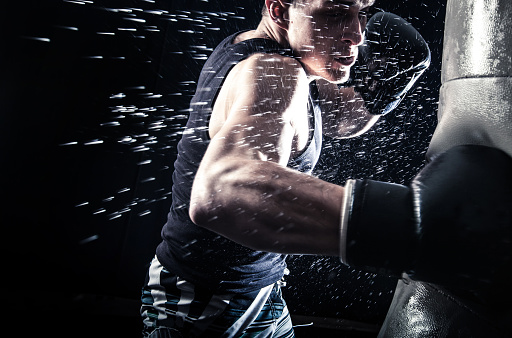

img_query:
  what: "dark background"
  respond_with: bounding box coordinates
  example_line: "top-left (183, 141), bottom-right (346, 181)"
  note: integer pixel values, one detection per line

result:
top-left (1, 0), bottom-right (445, 336)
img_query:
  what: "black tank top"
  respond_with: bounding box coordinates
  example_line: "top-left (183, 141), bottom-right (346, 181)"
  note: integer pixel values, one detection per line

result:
top-left (156, 31), bottom-right (323, 293)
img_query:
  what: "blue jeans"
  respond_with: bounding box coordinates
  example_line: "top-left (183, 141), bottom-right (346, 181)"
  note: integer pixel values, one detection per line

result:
top-left (141, 256), bottom-right (295, 338)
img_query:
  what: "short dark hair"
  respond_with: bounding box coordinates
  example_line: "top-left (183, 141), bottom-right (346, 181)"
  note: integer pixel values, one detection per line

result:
top-left (261, 1), bottom-right (301, 16)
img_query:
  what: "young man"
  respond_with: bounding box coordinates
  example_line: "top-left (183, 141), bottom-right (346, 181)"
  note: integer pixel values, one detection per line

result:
top-left (142, 0), bottom-right (435, 336)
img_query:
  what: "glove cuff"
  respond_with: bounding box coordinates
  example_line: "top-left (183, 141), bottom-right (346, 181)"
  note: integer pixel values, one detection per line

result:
top-left (339, 179), bottom-right (356, 264)
top-left (343, 179), bottom-right (416, 276)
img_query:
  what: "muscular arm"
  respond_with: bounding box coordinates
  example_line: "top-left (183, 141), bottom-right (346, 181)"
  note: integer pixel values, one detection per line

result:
top-left (315, 78), bottom-right (380, 139)
top-left (189, 53), bottom-right (344, 256)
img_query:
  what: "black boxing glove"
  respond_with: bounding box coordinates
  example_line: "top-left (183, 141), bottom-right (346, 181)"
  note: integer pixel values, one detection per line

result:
top-left (341, 12), bottom-right (431, 115)
top-left (340, 145), bottom-right (512, 290)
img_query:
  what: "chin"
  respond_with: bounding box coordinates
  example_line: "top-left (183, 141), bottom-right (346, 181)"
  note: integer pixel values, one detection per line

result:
top-left (307, 62), bottom-right (350, 84)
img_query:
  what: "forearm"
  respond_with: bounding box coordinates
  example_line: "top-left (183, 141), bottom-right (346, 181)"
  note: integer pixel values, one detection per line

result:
top-left (317, 80), bottom-right (380, 139)
top-left (333, 89), bottom-right (380, 139)
top-left (190, 159), bottom-right (343, 256)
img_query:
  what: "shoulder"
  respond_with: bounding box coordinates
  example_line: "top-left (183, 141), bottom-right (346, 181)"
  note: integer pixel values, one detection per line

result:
top-left (240, 53), bottom-right (306, 77)
top-left (210, 52), bottom-right (311, 137)
top-left (225, 53), bottom-right (309, 103)
top-left (209, 53), bottom-right (309, 151)
top-left (234, 53), bottom-right (306, 83)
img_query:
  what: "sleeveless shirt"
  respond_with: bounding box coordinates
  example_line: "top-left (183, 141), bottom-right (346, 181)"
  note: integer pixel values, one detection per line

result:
top-left (156, 31), bottom-right (323, 293)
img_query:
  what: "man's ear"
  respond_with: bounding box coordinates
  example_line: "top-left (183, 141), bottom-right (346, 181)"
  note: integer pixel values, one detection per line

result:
top-left (265, 0), bottom-right (290, 30)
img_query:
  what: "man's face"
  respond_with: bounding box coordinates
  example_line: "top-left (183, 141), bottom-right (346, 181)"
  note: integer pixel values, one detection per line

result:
top-left (287, 0), bottom-right (374, 84)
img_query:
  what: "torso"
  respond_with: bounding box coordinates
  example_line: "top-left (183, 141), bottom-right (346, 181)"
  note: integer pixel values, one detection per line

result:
top-left (157, 31), bottom-right (323, 293)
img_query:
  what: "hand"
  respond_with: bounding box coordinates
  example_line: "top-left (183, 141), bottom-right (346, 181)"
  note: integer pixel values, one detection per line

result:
top-left (342, 145), bottom-right (512, 291)
top-left (341, 12), bottom-right (431, 115)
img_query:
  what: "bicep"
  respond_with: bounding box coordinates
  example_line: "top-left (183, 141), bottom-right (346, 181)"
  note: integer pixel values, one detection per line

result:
top-left (206, 54), bottom-right (309, 167)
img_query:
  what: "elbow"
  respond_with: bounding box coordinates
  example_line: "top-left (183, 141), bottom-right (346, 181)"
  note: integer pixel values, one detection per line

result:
top-left (189, 203), bottom-right (218, 229)
top-left (189, 188), bottom-right (216, 228)
top-left (188, 161), bottom-right (226, 228)
top-left (188, 173), bottom-right (233, 229)
top-left (188, 160), bottom-right (283, 252)
top-left (189, 187), bottom-right (257, 250)
top-left (189, 159), bottom-right (252, 228)
top-left (188, 199), bottom-right (203, 226)
top-left (189, 196), bottom-right (228, 231)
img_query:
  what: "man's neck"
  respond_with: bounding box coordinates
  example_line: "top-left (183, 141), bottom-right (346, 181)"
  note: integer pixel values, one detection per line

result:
top-left (255, 18), bottom-right (289, 48)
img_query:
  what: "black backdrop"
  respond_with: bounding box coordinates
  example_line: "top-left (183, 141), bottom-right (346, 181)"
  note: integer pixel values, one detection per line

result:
top-left (1, 0), bottom-right (445, 336)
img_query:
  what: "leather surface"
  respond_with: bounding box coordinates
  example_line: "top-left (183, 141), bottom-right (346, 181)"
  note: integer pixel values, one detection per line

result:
top-left (378, 275), bottom-right (512, 337)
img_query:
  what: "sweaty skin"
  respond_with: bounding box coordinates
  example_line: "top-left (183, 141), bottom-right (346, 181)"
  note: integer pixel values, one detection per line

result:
top-left (189, 0), bottom-right (377, 256)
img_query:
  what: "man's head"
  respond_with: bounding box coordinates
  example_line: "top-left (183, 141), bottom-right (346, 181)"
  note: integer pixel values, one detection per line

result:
top-left (263, 0), bottom-right (375, 83)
